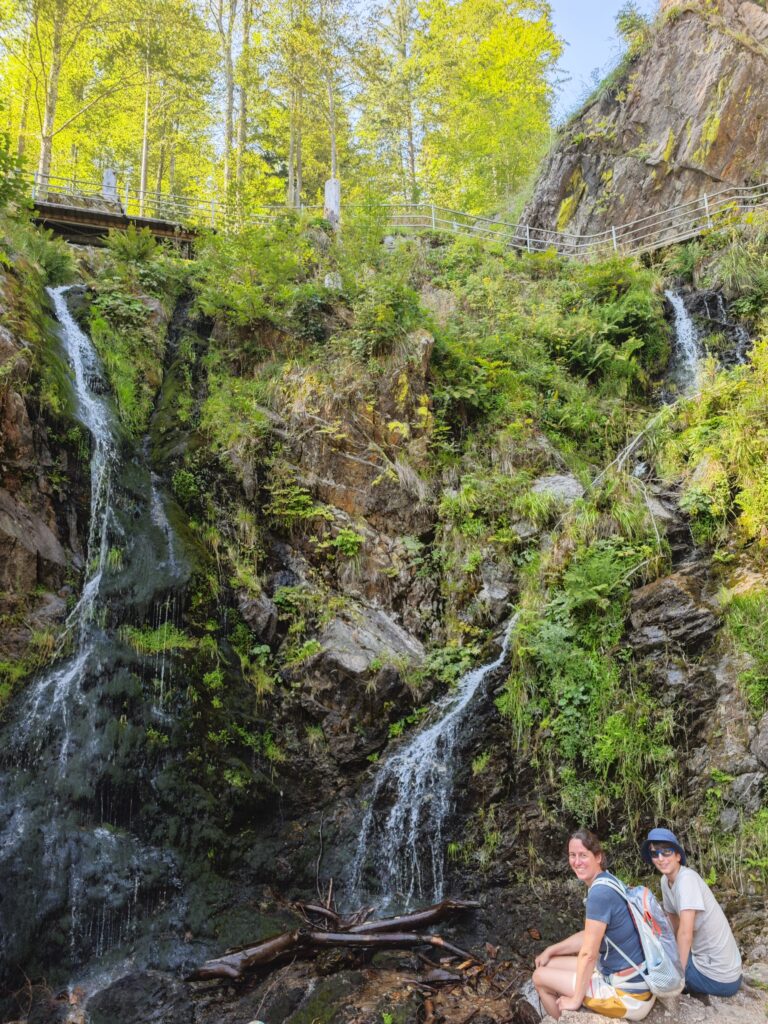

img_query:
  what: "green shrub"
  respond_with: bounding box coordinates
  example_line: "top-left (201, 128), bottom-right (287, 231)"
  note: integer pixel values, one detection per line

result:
top-left (105, 225), bottom-right (159, 263)
top-left (726, 589), bottom-right (768, 715)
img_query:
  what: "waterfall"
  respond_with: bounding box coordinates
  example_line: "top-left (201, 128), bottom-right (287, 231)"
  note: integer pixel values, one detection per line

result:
top-left (665, 289), bottom-right (701, 393)
top-left (351, 617), bottom-right (516, 908)
top-left (0, 286), bottom-right (187, 992)
top-left (18, 287), bottom-right (117, 756)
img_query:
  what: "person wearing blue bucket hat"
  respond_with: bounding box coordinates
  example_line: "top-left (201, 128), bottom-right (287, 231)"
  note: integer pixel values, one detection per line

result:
top-left (642, 827), bottom-right (742, 997)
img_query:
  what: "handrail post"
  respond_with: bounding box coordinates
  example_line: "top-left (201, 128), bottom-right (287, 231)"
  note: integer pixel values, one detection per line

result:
top-left (526, 224), bottom-right (531, 252)
top-left (431, 203), bottom-right (436, 230)
top-left (210, 198), bottom-right (216, 228)
top-left (611, 226), bottom-right (618, 252)
top-left (703, 192), bottom-right (712, 228)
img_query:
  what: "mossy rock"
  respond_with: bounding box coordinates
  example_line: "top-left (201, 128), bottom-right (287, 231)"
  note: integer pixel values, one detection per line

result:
top-left (284, 971), bottom-right (365, 1023)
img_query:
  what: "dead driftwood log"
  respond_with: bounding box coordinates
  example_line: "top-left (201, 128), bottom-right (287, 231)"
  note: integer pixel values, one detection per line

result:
top-left (192, 898), bottom-right (480, 981)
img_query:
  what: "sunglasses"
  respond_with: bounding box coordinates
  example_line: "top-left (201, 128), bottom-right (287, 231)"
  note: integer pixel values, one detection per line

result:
top-left (649, 847), bottom-right (678, 859)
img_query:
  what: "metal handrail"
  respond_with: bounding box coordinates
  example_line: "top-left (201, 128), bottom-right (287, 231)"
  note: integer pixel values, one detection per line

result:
top-left (23, 168), bottom-right (768, 258)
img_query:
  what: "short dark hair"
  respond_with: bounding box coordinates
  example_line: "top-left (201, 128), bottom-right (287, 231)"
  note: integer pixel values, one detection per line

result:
top-left (568, 828), bottom-right (607, 870)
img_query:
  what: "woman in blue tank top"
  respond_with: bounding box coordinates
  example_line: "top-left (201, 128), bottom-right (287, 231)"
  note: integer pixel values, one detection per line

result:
top-left (532, 829), bottom-right (655, 1020)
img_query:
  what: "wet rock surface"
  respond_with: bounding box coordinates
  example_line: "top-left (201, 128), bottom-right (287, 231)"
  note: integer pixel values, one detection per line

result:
top-left (629, 562), bottom-right (720, 656)
top-left (0, 283), bottom-right (87, 672)
top-left (86, 972), bottom-right (194, 1024)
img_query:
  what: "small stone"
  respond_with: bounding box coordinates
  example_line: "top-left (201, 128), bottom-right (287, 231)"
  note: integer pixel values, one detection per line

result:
top-left (531, 473), bottom-right (585, 504)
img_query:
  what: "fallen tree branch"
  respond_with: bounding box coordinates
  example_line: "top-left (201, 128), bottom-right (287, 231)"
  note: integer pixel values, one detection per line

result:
top-left (192, 899), bottom-right (480, 982)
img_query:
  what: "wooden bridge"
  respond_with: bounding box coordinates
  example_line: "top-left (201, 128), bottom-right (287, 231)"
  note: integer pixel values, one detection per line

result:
top-left (25, 171), bottom-right (768, 258)
top-left (27, 173), bottom-right (200, 250)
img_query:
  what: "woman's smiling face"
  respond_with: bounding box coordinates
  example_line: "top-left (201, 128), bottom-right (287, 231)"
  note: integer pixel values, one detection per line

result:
top-left (568, 837), bottom-right (603, 885)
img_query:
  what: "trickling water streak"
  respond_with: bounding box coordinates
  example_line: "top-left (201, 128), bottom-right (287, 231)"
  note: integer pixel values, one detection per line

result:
top-left (352, 618), bottom-right (516, 907)
top-left (150, 472), bottom-right (180, 575)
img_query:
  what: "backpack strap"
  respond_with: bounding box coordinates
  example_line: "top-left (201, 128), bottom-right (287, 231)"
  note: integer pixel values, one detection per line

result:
top-left (603, 934), bottom-right (644, 976)
top-left (590, 876), bottom-right (646, 979)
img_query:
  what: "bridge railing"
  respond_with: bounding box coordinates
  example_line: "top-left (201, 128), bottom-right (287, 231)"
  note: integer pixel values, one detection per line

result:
top-left (25, 170), bottom-right (768, 258)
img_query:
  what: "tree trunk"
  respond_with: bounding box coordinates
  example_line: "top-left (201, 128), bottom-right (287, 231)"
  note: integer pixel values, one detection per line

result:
top-left (235, 0), bottom-right (252, 187)
top-left (219, 0), bottom-right (237, 194)
top-left (17, 86), bottom-right (30, 160)
top-left (406, 107), bottom-right (418, 202)
top-left (155, 136), bottom-right (166, 197)
top-left (295, 88), bottom-right (303, 206)
top-left (36, 0), bottom-right (66, 192)
top-left (328, 76), bottom-right (337, 180)
top-left (168, 129), bottom-right (177, 194)
top-left (16, 28), bottom-right (33, 159)
top-left (139, 62), bottom-right (151, 215)
top-left (287, 99), bottom-right (296, 207)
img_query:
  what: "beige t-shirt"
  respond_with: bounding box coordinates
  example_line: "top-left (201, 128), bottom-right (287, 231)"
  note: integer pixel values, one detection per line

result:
top-left (661, 866), bottom-right (742, 982)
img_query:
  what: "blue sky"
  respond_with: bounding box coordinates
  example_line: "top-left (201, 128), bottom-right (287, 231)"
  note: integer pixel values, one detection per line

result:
top-left (549, 0), bottom-right (659, 119)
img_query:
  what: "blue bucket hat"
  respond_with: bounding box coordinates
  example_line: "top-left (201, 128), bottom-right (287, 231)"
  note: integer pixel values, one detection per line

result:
top-left (641, 827), bottom-right (686, 865)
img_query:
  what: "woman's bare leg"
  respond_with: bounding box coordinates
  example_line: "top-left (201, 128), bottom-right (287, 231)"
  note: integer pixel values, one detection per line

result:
top-left (532, 964), bottom-right (578, 1020)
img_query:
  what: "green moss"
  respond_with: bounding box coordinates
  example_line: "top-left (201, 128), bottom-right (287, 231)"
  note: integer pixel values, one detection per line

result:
top-left (694, 109), bottom-right (722, 162)
top-left (663, 127), bottom-right (676, 165)
top-left (725, 588), bottom-right (768, 716)
top-left (120, 623), bottom-right (199, 655)
top-left (556, 167), bottom-right (587, 231)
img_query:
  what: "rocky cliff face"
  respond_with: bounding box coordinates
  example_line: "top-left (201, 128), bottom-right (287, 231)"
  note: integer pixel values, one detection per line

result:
top-left (0, 269), bottom-right (87, 698)
top-left (522, 0), bottom-right (768, 238)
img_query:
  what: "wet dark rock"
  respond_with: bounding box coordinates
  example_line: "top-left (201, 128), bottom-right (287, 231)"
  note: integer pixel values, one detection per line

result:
top-left (86, 971), bottom-right (193, 1024)
top-left (237, 588), bottom-right (279, 642)
top-left (629, 564), bottom-right (720, 656)
top-left (477, 561), bottom-right (516, 623)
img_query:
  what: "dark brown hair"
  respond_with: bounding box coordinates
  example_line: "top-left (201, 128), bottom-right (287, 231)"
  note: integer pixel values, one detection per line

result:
top-left (567, 828), bottom-right (607, 870)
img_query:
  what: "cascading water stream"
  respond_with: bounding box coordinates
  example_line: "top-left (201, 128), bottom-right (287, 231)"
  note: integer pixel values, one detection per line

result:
top-left (0, 285), bottom-right (189, 995)
top-left (351, 617), bottom-right (516, 909)
top-left (19, 287), bottom-right (117, 754)
top-left (665, 289), bottom-right (702, 394)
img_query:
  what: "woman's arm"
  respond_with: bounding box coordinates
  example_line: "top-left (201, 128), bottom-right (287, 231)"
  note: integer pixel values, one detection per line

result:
top-left (676, 909), bottom-right (696, 970)
top-left (556, 918), bottom-right (606, 1013)
top-left (534, 930), bottom-right (586, 967)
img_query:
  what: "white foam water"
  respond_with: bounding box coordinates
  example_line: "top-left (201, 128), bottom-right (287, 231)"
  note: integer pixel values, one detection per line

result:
top-left (351, 617), bottom-right (516, 908)
top-left (665, 289), bottom-right (702, 393)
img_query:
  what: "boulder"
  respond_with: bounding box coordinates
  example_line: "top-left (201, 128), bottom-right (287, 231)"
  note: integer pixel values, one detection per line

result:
top-left (629, 566), bottom-right (720, 656)
top-left (728, 771), bottom-right (765, 814)
top-left (316, 608), bottom-right (424, 680)
top-left (477, 561), bottom-right (516, 623)
top-left (237, 589), bottom-right (279, 643)
top-left (86, 971), bottom-right (193, 1024)
top-left (531, 473), bottom-right (584, 504)
top-left (521, 0), bottom-right (768, 252)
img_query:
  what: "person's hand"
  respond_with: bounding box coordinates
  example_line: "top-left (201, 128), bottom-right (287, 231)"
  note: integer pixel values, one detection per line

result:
top-left (557, 995), bottom-right (583, 1012)
top-left (534, 948), bottom-right (552, 968)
